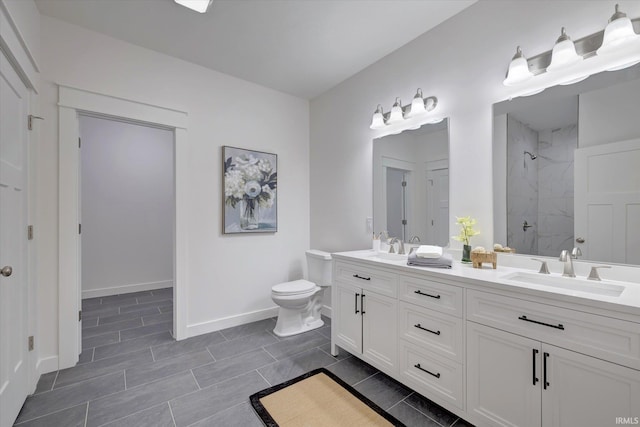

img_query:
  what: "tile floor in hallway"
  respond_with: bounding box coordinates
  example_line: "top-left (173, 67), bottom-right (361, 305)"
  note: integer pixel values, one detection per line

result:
top-left (15, 288), bottom-right (474, 427)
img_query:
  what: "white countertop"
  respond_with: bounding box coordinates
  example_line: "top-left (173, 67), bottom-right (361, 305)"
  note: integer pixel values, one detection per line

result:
top-left (332, 250), bottom-right (640, 320)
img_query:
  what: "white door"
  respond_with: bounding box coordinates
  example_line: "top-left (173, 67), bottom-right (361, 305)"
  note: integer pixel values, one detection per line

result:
top-left (467, 322), bottom-right (542, 427)
top-left (427, 168), bottom-right (449, 246)
top-left (542, 344), bottom-right (640, 427)
top-left (361, 291), bottom-right (397, 373)
top-left (333, 283), bottom-right (363, 355)
top-left (0, 50), bottom-right (29, 427)
top-left (574, 139), bottom-right (640, 264)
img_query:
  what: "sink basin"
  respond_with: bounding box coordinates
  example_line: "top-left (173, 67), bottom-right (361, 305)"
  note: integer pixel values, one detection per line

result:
top-left (366, 251), bottom-right (408, 261)
top-left (501, 272), bottom-right (625, 297)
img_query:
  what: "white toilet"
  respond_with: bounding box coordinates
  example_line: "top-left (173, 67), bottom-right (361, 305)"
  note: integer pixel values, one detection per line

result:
top-left (271, 250), bottom-right (332, 337)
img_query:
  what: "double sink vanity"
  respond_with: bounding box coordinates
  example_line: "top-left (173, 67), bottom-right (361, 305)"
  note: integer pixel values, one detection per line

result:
top-left (359, 44), bottom-right (640, 426)
top-left (330, 250), bottom-right (640, 427)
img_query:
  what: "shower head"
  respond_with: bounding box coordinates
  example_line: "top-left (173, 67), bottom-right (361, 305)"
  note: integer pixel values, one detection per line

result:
top-left (524, 151), bottom-right (537, 160)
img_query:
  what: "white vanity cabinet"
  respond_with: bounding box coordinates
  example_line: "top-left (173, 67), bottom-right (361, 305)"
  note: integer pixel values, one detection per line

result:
top-left (333, 260), bottom-right (398, 374)
top-left (331, 251), bottom-right (640, 427)
top-left (397, 274), bottom-right (466, 411)
top-left (466, 289), bottom-right (640, 427)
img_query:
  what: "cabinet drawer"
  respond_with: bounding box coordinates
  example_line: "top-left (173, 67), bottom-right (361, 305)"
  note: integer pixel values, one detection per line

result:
top-left (399, 301), bottom-right (463, 363)
top-left (334, 261), bottom-right (397, 297)
top-left (467, 289), bottom-right (640, 370)
top-left (399, 340), bottom-right (464, 411)
top-left (398, 275), bottom-right (463, 317)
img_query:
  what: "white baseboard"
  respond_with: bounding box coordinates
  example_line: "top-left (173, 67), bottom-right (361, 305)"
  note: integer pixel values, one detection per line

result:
top-left (321, 305), bottom-right (332, 319)
top-left (82, 280), bottom-right (173, 299)
top-left (186, 307), bottom-right (279, 338)
top-left (36, 355), bottom-right (59, 375)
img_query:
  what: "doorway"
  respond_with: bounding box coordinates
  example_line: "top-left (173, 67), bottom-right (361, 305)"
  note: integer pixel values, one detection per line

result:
top-left (58, 86), bottom-right (188, 369)
top-left (78, 115), bottom-right (175, 351)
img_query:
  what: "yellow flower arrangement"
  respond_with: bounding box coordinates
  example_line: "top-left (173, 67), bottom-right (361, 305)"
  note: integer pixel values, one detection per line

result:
top-left (452, 216), bottom-right (480, 246)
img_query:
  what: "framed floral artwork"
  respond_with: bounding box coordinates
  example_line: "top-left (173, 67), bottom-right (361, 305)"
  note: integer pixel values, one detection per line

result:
top-left (223, 146), bottom-right (277, 233)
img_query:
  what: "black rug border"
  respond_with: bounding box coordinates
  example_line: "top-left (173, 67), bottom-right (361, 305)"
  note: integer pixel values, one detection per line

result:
top-left (249, 367), bottom-right (406, 427)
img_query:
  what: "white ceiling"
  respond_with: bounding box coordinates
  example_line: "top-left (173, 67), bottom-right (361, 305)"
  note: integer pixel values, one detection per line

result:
top-left (35, 0), bottom-right (476, 99)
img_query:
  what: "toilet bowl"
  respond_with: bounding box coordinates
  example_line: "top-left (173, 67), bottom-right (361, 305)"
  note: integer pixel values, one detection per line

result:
top-left (271, 250), bottom-right (332, 337)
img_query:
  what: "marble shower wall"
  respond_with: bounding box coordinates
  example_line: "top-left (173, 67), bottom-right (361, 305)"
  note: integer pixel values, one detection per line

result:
top-left (537, 125), bottom-right (576, 257)
top-left (507, 115), bottom-right (538, 254)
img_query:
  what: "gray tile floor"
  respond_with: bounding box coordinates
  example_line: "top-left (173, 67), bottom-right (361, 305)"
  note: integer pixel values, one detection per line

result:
top-left (16, 288), bottom-right (474, 427)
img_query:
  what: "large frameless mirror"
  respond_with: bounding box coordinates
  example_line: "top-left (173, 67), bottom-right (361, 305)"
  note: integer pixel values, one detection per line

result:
top-left (373, 119), bottom-right (450, 246)
top-left (493, 64), bottom-right (640, 265)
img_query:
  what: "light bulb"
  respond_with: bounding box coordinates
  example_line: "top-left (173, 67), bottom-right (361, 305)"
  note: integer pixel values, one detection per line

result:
top-left (407, 89), bottom-right (426, 117)
top-left (504, 47), bottom-right (534, 86)
top-left (369, 105), bottom-right (386, 129)
top-left (547, 28), bottom-right (583, 71)
top-left (388, 98), bottom-right (404, 124)
top-left (598, 4), bottom-right (639, 55)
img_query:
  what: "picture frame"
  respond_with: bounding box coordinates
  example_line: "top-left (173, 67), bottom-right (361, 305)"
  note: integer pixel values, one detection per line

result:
top-left (222, 146), bottom-right (278, 234)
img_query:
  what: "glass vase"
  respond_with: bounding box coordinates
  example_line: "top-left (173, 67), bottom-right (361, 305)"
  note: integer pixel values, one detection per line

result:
top-left (462, 244), bottom-right (472, 263)
top-left (240, 199), bottom-right (259, 230)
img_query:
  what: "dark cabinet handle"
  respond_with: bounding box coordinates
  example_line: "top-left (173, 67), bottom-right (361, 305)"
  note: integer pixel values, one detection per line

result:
top-left (414, 290), bottom-right (441, 299)
top-left (543, 352), bottom-right (550, 389)
top-left (414, 363), bottom-right (440, 378)
top-left (532, 349), bottom-right (539, 385)
top-left (518, 315), bottom-right (564, 330)
top-left (414, 324), bottom-right (441, 335)
top-left (353, 274), bottom-right (371, 281)
top-left (355, 293), bottom-right (359, 314)
top-left (361, 294), bottom-right (366, 315)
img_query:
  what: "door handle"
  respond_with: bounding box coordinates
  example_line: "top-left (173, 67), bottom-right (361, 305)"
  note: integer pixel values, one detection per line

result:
top-left (532, 348), bottom-right (539, 385)
top-left (355, 293), bottom-right (359, 314)
top-left (414, 324), bottom-right (441, 335)
top-left (1, 266), bottom-right (12, 277)
top-left (576, 237), bottom-right (585, 244)
top-left (543, 352), bottom-right (550, 390)
top-left (361, 294), bottom-right (365, 315)
top-left (414, 290), bottom-right (441, 299)
top-left (518, 315), bottom-right (564, 330)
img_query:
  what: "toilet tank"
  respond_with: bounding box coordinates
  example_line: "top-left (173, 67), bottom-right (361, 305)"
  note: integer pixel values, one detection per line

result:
top-left (306, 250), bottom-right (332, 287)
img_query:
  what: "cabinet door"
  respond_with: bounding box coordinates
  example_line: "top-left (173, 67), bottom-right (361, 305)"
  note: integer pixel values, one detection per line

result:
top-left (334, 283), bottom-right (362, 355)
top-left (467, 322), bottom-right (542, 427)
top-left (542, 343), bottom-right (640, 427)
top-left (362, 291), bottom-right (397, 374)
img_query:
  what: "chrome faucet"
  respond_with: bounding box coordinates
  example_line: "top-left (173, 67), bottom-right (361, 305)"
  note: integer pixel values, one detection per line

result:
top-left (407, 236), bottom-right (421, 255)
top-left (571, 247), bottom-right (582, 259)
top-left (388, 238), bottom-right (406, 255)
top-left (559, 249), bottom-right (576, 277)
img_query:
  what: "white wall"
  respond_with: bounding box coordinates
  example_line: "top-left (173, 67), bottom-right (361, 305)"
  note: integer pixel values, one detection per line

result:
top-left (310, 1), bottom-right (622, 254)
top-left (580, 77), bottom-right (640, 147)
top-left (80, 115), bottom-right (174, 298)
top-left (37, 16), bottom-right (310, 367)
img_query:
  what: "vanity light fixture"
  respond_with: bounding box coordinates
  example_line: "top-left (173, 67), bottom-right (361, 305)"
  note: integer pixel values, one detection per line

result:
top-left (174, 0), bottom-right (213, 13)
top-left (369, 89), bottom-right (439, 132)
top-left (503, 3), bottom-right (640, 98)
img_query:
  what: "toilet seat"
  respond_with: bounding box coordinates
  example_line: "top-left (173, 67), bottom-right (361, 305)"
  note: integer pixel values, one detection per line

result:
top-left (272, 279), bottom-right (316, 296)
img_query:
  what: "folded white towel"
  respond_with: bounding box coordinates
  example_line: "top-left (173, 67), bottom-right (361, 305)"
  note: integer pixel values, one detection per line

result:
top-left (415, 245), bottom-right (443, 259)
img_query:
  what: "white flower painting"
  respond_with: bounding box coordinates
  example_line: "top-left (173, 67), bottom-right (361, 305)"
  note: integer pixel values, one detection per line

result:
top-left (223, 146), bottom-right (277, 233)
